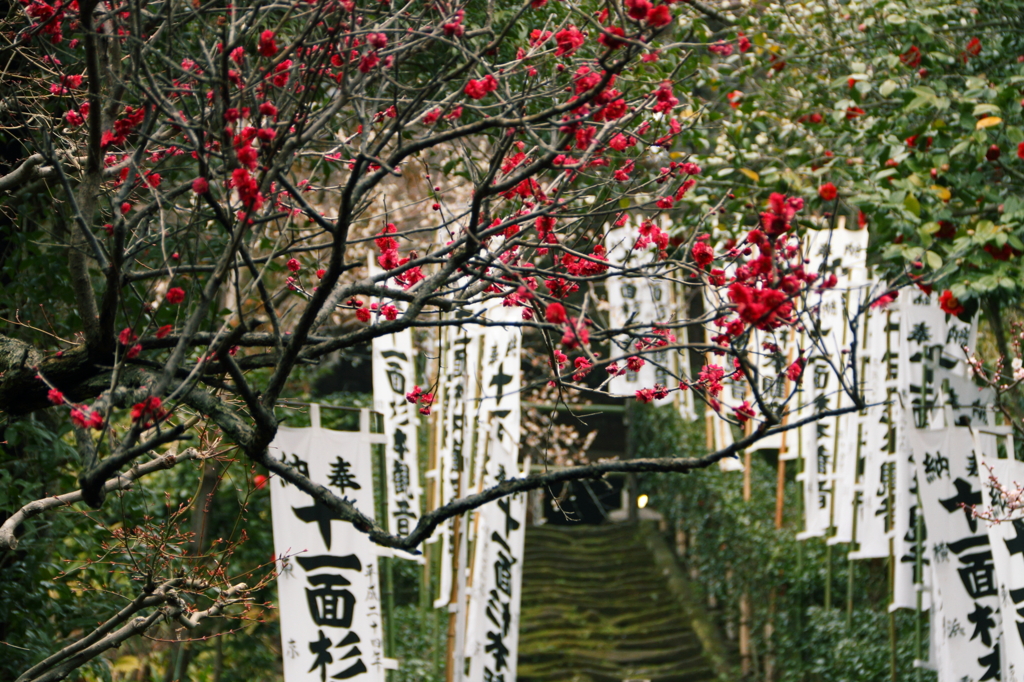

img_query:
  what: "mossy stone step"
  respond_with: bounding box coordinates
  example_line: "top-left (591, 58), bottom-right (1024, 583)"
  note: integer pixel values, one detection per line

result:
top-left (517, 523), bottom-right (719, 682)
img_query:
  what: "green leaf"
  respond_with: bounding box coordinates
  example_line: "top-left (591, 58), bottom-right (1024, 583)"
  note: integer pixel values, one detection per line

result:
top-left (950, 140), bottom-right (972, 157)
top-left (925, 251), bottom-right (942, 269)
top-left (903, 193), bottom-right (921, 217)
top-left (905, 96), bottom-right (931, 112)
top-left (879, 79), bottom-right (898, 97)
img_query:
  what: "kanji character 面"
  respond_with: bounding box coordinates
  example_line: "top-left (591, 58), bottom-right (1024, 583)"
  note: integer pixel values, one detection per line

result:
top-left (490, 531), bottom-right (516, 596)
top-left (382, 350), bottom-right (409, 393)
top-left (948, 535), bottom-right (997, 599)
top-left (299, 555), bottom-right (362, 628)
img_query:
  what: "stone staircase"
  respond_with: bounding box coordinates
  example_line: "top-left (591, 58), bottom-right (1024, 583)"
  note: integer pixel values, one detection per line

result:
top-left (517, 523), bottom-right (721, 682)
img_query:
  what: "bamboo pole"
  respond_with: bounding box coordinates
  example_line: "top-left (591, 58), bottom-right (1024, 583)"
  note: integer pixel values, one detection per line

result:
top-left (888, 480), bottom-right (897, 682)
top-left (444, 513), bottom-right (461, 682)
top-left (774, 454), bottom-right (786, 530)
top-left (740, 446), bottom-right (753, 677)
top-left (774, 345), bottom-right (795, 530)
top-left (915, 502), bottom-right (924, 682)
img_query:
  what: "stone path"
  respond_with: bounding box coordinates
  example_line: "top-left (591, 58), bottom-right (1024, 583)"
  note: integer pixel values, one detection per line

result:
top-left (517, 523), bottom-right (720, 682)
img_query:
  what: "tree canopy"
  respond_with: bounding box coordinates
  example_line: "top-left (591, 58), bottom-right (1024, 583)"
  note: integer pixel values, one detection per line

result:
top-left (3, 0), bottom-right (1022, 679)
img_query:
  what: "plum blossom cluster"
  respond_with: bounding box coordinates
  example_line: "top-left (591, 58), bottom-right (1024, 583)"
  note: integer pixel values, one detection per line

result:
top-left (374, 224), bottom-right (425, 289)
top-left (45, 385), bottom-right (104, 430)
top-left (696, 194), bottom-right (820, 354)
top-left (405, 385), bottom-right (435, 415)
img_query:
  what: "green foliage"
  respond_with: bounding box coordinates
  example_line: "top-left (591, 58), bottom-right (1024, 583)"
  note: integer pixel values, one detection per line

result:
top-left (676, 0), bottom-right (1024, 306)
top-left (637, 404), bottom-right (933, 682)
top-left (0, 410), bottom-right (283, 682)
top-left (390, 604), bottom-right (446, 682)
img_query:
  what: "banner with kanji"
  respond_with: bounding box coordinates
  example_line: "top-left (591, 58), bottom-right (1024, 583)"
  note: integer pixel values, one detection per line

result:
top-left (460, 303), bottom-right (522, 679)
top-left (372, 322), bottom-right (423, 542)
top-left (465, 429), bottom-right (528, 682)
top-left (795, 225), bottom-right (868, 540)
top-left (434, 313), bottom-right (482, 608)
top-left (913, 426), bottom-right (1002, 682)
top-left (605, 225), bottom-right (677, 405)
top-left (269, 411), bottom-right (388, 682)
top-left (976, 427), bottom-right (1024, 682)
top-left (850, 304), bottom-right (900, 560)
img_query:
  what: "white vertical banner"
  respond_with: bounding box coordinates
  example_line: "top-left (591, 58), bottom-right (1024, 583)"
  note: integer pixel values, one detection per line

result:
top-left (796, 225), bottom-right (869, 540)
top-left (893, 292), bottom-right (945, 610)
top-left (434, 314), bottom-right (482, 608)
top-left (891, 413), bottom-right (927, 611)
top-left (893, 293), bottom-right (980, 608)
top-left (913, 426), bottom-right (1002, 681)
top-left (371, 320), bottom-right (423, 543)
top-left (929, 567), bottom-right (947, 674)
top-left (270, 410), bottom-right (387, 682)
top-left (898, 289), bottom-right (976, 430)
top-left (369, 259), bottom-right (423, 545)
top-left (605, 226), bottom-right (677, 403)
top-left (461, 303), bottom-right (522, 679)
top-left (465, 431), bottom-right (528, 682)
top-left (672, 279), bottom-right (697, 422)
top-left (736, 328), bottom-right (789, 453)
top-left (851, 304), bottom-right (900, 560)
top-left (828, 409), bottom-right (862, 545)
top-left (697, 260), bottom-right (744, 465)
top-left (976, 428), bottom-right (1024, 682)
top-left (473, 304), bottom-right (522, 490)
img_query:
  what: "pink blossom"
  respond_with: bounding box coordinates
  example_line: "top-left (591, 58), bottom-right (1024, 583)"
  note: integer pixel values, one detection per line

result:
top-left (646, 5), bottom-right (672, 27)
top-left (554, 26), bottom-right (584, 56)
top-left (545, 302), bottom-right (567, 324)
top-left (119, 328), bottom-right (137, 346)
top-left (258, 30), bottom-right (278, 57)
top-left (635, 388), bottom-right (655, 403)
top-left (709, 40), bottom-right (733, 56)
